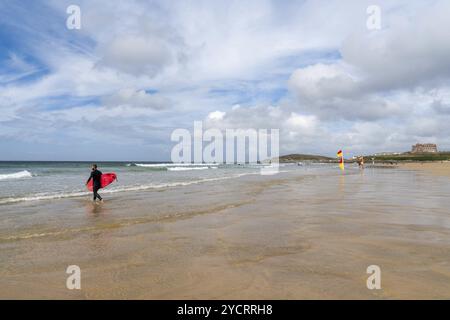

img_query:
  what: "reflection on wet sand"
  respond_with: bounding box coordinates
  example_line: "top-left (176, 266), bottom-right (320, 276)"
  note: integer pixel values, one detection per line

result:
top-left (85, 201), bottom-right (108, 216)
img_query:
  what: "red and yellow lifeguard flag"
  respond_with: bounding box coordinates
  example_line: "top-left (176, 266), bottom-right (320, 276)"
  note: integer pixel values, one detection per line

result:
top-left (337, 149), bottom-right (344, 171)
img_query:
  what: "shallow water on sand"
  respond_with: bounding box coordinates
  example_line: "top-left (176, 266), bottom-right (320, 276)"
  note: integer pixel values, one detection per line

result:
top-left (1, 165), bottom-right (450, 299)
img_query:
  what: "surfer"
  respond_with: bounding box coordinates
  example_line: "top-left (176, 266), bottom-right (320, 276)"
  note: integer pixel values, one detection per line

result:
top-left (86, 164), bottom-right (103, 202)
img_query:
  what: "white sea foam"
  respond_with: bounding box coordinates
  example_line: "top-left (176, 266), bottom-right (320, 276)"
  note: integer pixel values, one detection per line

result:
top-left (0, 191), bottom-right (90, 205)
top-left (167, 166), bottom-right (217, 171)
top-left (0, 170), bottom-right (33, 181)
top-left (135, 163), bottom-right (219, 168)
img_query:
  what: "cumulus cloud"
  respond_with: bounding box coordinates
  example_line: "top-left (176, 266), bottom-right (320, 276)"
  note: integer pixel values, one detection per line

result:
top-left (202, 102), bottom-right (450, 156)
top-left (207, 111), bottom-right (226, 121)
top-left (204, 105), bottom-right (326, 155)
top-left (289, 64), bottom-right (359, 100)
top-left (341, 1), bottom-right (450, 91)
top-left (285, 0), bottom-right (450, 126)
top-left (288, 63), bottom-right (405, 121)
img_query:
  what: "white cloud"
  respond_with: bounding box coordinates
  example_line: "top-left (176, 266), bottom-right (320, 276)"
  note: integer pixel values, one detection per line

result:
top-left (289, 64), bottom-right (359, 100)
top-left (207, 111), bottom-right (226, 121)
top-left (341, 0), bottom-right (450, 91)
top-left (102, 88), bottom-right (170, 110)
top-left (286, 113), bottom-right (317, 131)
top-left (286, 1), bottom-right (450, 123)
top-left (288, 63), bottom-right (405, 121)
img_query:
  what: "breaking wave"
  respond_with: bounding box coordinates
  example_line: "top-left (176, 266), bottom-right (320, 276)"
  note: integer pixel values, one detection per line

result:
top-left (0, 170), bottom-right (33, 181)
top-left (135, 163), bottom-right (219, 168)
top-left (167, 166), bottom-right (217, 171)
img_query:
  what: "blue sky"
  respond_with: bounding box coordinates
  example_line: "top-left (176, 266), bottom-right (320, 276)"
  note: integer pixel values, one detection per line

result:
top-left (1, 0), bottom-right (450, 160)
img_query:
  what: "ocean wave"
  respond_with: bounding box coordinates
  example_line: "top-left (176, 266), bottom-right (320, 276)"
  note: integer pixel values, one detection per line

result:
top-left (167, 166), bottom-right (217, 171)
top-left (0, 191), bottom-right (90, 204)
top-left (0, 172), bottom-right (259, 205)
top-left (135, 163), bottom-right (219, 168)
top-left (0, 170), bottom-right (33, 181)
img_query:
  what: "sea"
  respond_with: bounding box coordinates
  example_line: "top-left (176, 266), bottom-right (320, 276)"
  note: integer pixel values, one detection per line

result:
top-left (0, 161), bottom-right (295, 205)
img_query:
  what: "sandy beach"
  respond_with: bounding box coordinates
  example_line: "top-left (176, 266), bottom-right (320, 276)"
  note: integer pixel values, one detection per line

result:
top-left (1, 164), bottom-right (450, 299)
top-left (399, 162), bottom-right (450, 178)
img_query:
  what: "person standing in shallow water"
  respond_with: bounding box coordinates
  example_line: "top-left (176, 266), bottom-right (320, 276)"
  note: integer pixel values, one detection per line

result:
top-left (86, 164), bottom-right (103, 202)
top-left (357, 156), bottom-right (365, 169)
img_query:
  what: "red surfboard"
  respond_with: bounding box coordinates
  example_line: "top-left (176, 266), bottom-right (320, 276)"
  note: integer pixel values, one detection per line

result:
top-left (87, 173), bottom-right (117, 191)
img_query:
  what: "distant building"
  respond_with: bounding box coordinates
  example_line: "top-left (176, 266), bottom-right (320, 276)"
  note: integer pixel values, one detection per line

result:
top-left (411, 143), bottom-right (438, 153)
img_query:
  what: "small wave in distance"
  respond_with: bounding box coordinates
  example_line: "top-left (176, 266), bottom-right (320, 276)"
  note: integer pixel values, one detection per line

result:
top-left (0, 170), bottom-right (33, 181)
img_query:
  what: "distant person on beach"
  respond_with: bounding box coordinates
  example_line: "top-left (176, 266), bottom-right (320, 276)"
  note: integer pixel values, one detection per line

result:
top-left (86, 164), bottom-right (103, 202)
top-left (357, 156), bottom-right (365, 169)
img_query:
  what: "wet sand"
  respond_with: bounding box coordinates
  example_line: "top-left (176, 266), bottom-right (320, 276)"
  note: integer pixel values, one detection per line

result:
top-left (399, 161), bottom-right (450, 178)
top-left (1, 167), bottom-right (450, 299)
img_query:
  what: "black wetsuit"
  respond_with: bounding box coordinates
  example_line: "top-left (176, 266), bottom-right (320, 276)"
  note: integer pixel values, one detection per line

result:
top-left (87, 169), bottom-right (103, 201)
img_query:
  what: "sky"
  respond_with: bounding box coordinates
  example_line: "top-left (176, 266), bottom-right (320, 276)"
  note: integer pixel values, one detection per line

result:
top-left (1, 0), bottom-right (450, 161)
